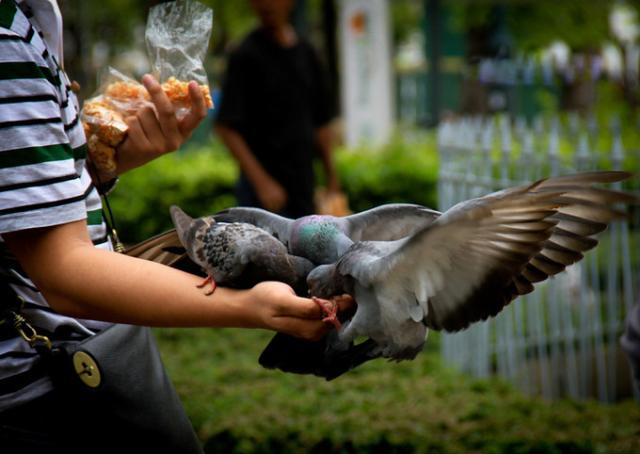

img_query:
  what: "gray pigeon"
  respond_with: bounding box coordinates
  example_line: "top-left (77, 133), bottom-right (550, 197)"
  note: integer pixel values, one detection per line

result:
top-left (304, 171), bottom-right (638, 373)
top-left (214, 204), bottom-right (440, 376)
top-left (169, 205), bottom-right (315, 294)
top-left (213, 204), bottom-right (440, 265)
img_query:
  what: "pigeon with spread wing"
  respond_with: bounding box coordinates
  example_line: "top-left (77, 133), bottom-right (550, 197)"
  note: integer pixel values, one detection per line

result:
top-left (301, 171), bottom-right (638, 376)
top-left (124, 172), bottom-right (637, 380)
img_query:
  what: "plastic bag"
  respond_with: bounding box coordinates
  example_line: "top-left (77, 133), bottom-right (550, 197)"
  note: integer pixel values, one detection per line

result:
top-left (82, 0), bottom-right (213, 177)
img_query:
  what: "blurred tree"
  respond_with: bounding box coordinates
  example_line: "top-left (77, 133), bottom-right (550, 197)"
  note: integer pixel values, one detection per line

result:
top-left (449, 0), bottom-right (640, 114)
top-left (391, 0), bottom-right (424, 46)
top-left (60, 0), bottom-right (150, 97)
top-left (449, 0), bottom-right (611, 52)
top-left (199, 0), bottom-right (255, 54)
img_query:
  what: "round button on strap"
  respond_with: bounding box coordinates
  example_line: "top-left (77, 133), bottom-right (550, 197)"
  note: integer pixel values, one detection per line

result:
top-left (72, 351), bottom-right (102, 388)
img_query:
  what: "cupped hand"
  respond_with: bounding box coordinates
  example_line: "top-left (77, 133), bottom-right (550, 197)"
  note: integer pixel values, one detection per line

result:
top-left (246, 281), bottom-right (352, 341)
top-left (115, 74), bottom-right (208, 174)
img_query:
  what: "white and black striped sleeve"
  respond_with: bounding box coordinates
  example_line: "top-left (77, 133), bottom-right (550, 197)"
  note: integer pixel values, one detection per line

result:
top-left (0, 25), bottom-right (86, 234)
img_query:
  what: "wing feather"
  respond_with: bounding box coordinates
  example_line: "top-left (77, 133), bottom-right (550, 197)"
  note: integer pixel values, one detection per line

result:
top-left (339, 171), bottom-right (635, 333)
top-left (343, 203), bottom-right (441, 241)
top-left (213, 207), bottom-right (293, 246)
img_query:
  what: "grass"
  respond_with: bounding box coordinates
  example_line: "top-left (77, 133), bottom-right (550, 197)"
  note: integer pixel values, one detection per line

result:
top-left (154, 327), bottom-right (640, 454)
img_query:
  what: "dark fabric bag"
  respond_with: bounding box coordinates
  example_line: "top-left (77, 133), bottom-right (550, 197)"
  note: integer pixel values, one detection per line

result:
top-left (1, 277), bottom-right (203, 453)
top-left (47, 322), bottom-right (203, 453)
top-left (1, 184), bottom-right (204, 451)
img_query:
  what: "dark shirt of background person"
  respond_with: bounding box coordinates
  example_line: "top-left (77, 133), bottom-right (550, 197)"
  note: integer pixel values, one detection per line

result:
top-left (214, 1), bottom-right (339, 218)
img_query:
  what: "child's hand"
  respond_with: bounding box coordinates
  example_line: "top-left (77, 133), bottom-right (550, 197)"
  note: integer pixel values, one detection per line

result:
top-left (115, 74), bottom-right (208, 174)
top-left (244, 281), bottom-right (353, 341)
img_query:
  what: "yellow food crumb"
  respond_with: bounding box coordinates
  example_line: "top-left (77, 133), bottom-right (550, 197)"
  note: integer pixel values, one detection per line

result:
top-left (104, 81), bottom-right (149, 101)
top-left (161, 77), bottom-right (213, 108)
top-left (87, 135), bottom-right (117, 176)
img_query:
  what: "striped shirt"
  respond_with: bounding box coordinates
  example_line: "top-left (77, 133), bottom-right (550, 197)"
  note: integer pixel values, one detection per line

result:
top-left (0, 0), bottom-right (112, 411)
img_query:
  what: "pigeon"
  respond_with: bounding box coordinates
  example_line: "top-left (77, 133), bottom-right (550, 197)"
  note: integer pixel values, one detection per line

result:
top-left (213, 204), bottom-right (441, 375)
top-left (168, 205), bottom-right (316, 294)
top-left (298, 171), bottom-right (639, 377)
top-left (213, 204), bottom-right (440, 265)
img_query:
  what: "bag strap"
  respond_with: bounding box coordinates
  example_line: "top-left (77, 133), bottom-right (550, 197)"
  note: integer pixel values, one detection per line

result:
top-left (0, 279), bottom-right (52, 351)
top-left (89, 161), bottom-right (125, 253)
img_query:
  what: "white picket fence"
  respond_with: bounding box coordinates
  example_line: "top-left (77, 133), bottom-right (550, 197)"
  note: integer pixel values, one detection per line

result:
top-left (437, 115), bottom-right (639, 402)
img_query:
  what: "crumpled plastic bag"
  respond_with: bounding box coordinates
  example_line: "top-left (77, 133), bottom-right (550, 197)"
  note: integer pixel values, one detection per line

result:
top-left (82, 0), bottom-right (213, 177)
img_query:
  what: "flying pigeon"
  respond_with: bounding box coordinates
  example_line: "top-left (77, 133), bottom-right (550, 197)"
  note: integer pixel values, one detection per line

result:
top-left (168, 205), bottom-right (316, 294)
top-left (294, 171), bottom-right (638, 377)
top-left (213, 204), bottom-right (440, 265)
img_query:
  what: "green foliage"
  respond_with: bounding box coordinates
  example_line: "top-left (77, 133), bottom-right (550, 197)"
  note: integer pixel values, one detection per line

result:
top-left (390, 0), bottom-right (425, 46)
top-left (449, 0), bottom-right (617, 52)
top-left (504, 1), bottom-right (613, 52)
top-left (109, 144), bottom-right (238, 244)
top-left (334, 132), bottom-right (439, 213)
top-left (199, 0), bottom-right (257, 53)
top-left (154, 327), bottom-right (640, 453)
top-left (62, 0), bottom-right (145, 52)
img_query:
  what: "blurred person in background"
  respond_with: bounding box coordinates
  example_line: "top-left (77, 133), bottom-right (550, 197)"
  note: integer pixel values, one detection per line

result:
top-left (215, 0), bottom-right (341, 217)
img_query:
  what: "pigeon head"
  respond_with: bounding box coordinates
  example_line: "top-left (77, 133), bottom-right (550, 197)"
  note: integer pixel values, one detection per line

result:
top-left (291, 216), bottom-right (353, 264)
top-left (307, 264), bottom-right (345, 298)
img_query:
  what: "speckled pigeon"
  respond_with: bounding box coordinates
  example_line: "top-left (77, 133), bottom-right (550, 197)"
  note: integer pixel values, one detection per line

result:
top-left (298, 171), bottom-right (638, 378)
top-left (213, 204), bottom-right (440, 265)
top-left (168, 205), bottom-right (315, 294)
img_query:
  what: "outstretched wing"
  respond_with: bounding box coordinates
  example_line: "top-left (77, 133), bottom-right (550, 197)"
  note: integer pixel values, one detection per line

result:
top-left (346, 171), bottom-right (635, 332)
top-left (213, 207), bottom-right (293, 246)
top-left (340, 203), bottom-right (441, 241)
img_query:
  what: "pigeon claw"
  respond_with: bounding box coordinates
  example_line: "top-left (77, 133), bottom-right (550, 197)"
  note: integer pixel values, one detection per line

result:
top-left (197, 275), bottom-right (217, 296)
top-left (312, 296), bottom-right (342, 330)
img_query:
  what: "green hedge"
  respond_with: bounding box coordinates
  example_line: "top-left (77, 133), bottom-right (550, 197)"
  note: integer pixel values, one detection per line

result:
top-left (110, 135), bottom-right (440, 244)
top-left (110, 144), bottom-right (239, 244)
top-left (331, 132), bottom-right (439, 213)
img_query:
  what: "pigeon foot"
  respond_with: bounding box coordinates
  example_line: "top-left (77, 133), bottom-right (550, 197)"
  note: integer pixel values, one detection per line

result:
top-left (312, 296), bottom-right (342, 330)
top-left (197, 275), bottom-right (217, 295)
